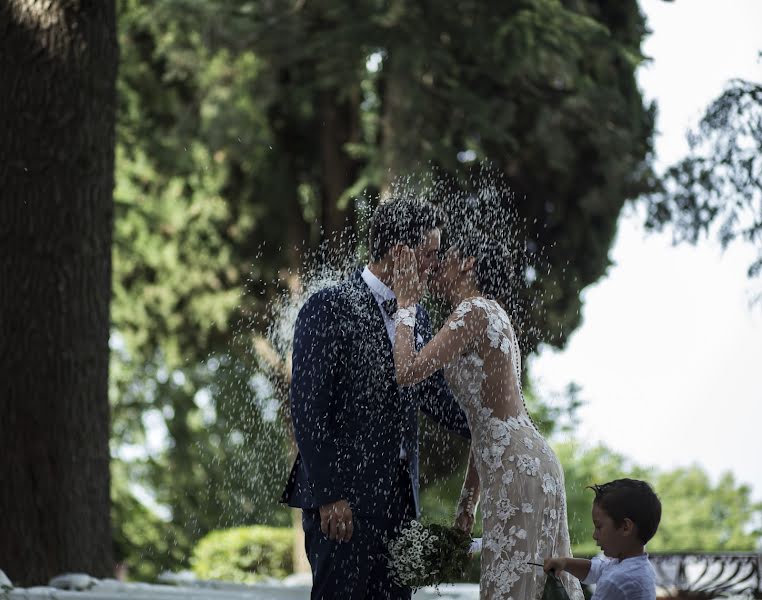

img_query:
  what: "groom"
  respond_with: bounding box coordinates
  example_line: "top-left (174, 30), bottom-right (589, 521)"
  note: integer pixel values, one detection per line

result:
top-left (281, 198), bottom-right (470, 599)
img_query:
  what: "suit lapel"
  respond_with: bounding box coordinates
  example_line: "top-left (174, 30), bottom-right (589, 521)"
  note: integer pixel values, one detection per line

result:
top-left (349, 271), bottom-right (396, 372)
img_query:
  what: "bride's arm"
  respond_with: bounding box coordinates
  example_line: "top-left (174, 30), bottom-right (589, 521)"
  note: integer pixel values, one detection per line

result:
top-left (393, 302), bottom-right (482, 386)
top-left (455, 445), bottom-right (480, 533)
top-left (392, 244), bottom-right (484, 386)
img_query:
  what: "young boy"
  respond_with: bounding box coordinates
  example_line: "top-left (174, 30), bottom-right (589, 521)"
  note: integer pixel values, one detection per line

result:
top-left (544, 478), bottom-right (662, 600)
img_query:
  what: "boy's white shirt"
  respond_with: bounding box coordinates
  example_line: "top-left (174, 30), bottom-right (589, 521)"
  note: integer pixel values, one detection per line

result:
top-left (584, 553), bottom-right (656, 600)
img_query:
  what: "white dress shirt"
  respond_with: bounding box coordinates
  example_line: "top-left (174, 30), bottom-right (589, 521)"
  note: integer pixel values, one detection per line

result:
top-left (361, 266), bottom-right (397, 343)
top-left (584, 553), bottom-right (656, 600)
top-left (360, 266), bottom-right (407, 461)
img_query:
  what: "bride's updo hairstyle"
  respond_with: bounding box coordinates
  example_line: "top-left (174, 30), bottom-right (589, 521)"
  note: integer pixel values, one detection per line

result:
top-left (454, 238), bottom-right (514, 304)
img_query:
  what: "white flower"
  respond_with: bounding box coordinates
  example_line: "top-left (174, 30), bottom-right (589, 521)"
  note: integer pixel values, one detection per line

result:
top-left (521, 503), bottom-right (533, 513)
top-left (487, 327), bottom-right (502, 348)
top-left (522, 436), bottom-right (534, 450)
top-left (490, 419), bottom-right (512, 446)
top-left (502, 469), bottom-right (515, 485)
top-left (449, 301), bottom-right (472, 330)
top-left (516, 454), bottom-right (540, 476)
top-left (395, 307), bottom-right (417, 327)
top-left (508, 550), bottom-right (532, 574)
top-left (491, 560), bottom-right (521, 591)
top-left (542, 473), bottom-right (558, 495)
top-left (484, 528), bottom-right (511, 553)
top-left (542, 519), bottom-right (555, 539)
top-left (496, 490), bottom-right (519, 520)
top-left (482, 444), bottom-right (506, 471)
top-left (504, 534), bottom-right (518, 551)
top-left (504, 416), bottom-right (521, 430)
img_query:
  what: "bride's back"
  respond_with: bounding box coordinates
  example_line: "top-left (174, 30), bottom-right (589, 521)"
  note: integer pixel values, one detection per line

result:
top-left (446, 296), bottom-right (529, 422)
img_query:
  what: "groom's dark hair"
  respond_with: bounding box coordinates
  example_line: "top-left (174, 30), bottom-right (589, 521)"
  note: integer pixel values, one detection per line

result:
top-left (589, 478), bottom-right (662, 544)
top-left (368, 198), bottom-right (445, 262)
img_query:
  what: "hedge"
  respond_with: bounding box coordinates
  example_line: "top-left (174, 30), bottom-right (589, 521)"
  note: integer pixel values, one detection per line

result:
top-left (191, 525), bottom-right (294, 582)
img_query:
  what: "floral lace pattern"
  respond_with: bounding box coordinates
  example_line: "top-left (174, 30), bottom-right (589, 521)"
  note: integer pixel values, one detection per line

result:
top-left (445, 297), bottom-right (584, 600)
top-left (394, 305), bottom-right (417, 328)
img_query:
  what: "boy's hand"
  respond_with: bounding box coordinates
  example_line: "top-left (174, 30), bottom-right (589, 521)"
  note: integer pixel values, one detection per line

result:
top-left (544, 557), bottom-right (567, 574)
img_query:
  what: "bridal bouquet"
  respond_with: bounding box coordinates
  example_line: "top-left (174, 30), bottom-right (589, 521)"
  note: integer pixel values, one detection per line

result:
top-left (387, 520), bottom-right (474, 589)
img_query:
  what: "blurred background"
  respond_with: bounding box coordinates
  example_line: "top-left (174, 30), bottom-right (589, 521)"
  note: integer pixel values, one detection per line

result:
top-left (2, 0), bottom-right (760, 589)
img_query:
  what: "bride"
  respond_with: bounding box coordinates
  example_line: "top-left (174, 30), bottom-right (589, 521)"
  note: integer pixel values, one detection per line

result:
top-left (392, 239), bottom-right (584, 600)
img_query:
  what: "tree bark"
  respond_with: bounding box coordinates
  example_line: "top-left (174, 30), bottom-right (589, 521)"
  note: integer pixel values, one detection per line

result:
top-left (379, 48), bottom-right (424, 196)
top-left (0, 0), bottom-right (118, 586)
top-left (318, 89), bottom-right (357, 244)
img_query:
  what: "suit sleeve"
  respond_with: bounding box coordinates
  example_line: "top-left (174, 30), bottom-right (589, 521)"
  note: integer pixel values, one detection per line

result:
top-left (416, 306), bottom-right (471, 439)
top-left (290, 290), bottom-right (346, 505)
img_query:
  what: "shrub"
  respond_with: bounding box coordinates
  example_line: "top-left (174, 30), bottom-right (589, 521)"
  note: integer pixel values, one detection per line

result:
top-left (112, 461), bottom-right (191, 582)
top-left (191, 525), bottom-right (294, 582)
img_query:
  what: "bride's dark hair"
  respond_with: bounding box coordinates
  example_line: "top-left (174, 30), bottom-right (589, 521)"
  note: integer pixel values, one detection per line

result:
top-left (454, 238), bottom-right (514, 304)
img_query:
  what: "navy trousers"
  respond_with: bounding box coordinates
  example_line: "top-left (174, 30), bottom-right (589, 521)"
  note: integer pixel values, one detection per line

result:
top-left (303, 460), bottom-right (416, 600)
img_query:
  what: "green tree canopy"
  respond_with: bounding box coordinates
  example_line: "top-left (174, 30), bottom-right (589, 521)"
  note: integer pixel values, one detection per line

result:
top-left (110, 0), bottom-right (656, 578)
top-left (555, 441), bottom-right (762, 555)
top-left (645, 76), bottom-right (762, 291)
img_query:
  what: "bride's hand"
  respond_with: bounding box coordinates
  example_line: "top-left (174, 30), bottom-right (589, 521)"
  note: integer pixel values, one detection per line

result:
top-left (393, 245), bottom-right (424, 305)
top-left (454, 510), bottom-right (475, 535)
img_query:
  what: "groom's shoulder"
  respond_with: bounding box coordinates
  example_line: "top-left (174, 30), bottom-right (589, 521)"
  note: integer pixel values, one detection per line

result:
top-left (299, 277), bottom-right (362, 317)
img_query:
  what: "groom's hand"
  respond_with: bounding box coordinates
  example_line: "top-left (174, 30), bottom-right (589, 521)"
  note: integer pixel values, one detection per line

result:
top-left (320, 499), bottom-right (354, 543)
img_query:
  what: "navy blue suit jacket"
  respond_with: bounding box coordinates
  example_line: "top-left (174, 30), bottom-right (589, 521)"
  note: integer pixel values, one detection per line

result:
top-left (280, 270), bottom-right (470, 519)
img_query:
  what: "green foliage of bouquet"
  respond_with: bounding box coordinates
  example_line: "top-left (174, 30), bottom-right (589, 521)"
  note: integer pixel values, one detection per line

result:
top-left (387, 520), bottom-right (473, 590)
top-left (541, 570), bottom-right (572, 600)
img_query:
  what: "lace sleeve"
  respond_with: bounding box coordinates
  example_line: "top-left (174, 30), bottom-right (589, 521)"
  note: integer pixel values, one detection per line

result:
top-left (394, 305), bottom-right (417, 328)
top-left (448, 299), bottom-right (475, 331)
top-left (393, 298), bottom-right (485, 387)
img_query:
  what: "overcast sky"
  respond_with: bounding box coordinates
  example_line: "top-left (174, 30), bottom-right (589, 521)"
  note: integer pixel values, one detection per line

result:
top-left (533, 0), bottom-right (762, 501)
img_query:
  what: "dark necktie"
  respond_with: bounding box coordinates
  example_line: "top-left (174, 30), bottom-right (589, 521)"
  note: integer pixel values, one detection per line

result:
top-left (382, 298), bottom-right (397, 318)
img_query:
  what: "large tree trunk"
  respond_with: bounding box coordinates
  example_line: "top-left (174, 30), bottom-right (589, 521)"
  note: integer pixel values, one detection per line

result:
top-left (0, 1), bottom-right (118, 586)
top-left (378, 45), bottom-right (424, 196)
top-left (318, 88), bottom-right (358, 245)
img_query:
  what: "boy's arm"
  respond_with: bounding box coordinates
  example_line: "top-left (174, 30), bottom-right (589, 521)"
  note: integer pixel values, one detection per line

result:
top-left (543, 557), bottom-right (592, 582)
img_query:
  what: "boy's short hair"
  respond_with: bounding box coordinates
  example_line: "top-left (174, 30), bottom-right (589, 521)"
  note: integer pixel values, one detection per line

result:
top-left (590, 478), bottom-right (662, 544)
top-left (368, 198), bottom-right (445, 262)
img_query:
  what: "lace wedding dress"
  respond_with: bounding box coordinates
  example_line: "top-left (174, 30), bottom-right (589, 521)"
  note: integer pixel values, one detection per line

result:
top-left (445, 298), bottom-right (584, 600)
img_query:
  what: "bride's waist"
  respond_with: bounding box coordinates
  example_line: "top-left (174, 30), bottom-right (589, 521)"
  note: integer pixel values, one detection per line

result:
top-left (465, 409), bottom-right (537, 429)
